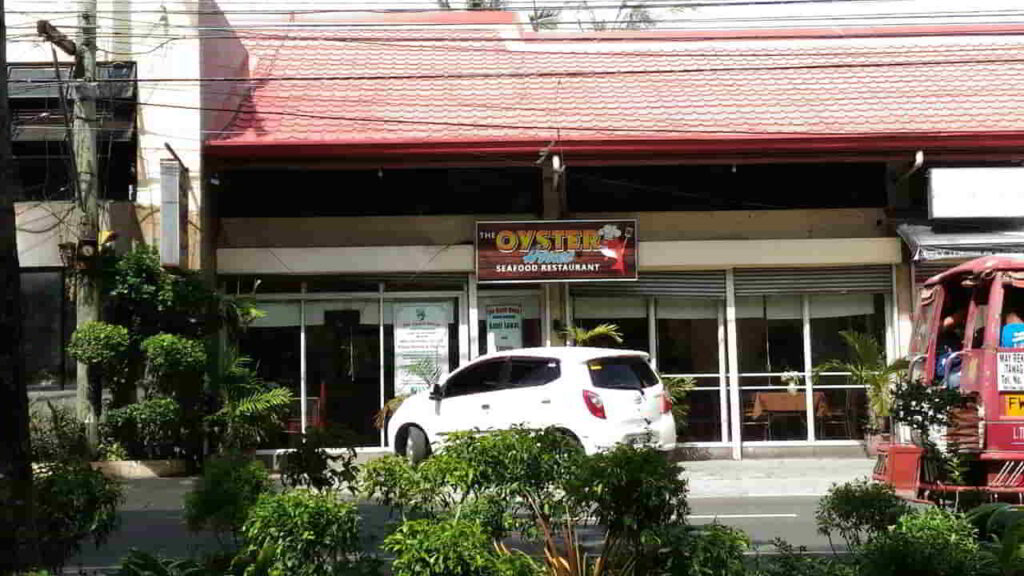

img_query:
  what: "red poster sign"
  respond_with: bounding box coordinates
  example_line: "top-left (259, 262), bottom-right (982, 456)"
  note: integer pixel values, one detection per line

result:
top-left (476, 220), bottom-right (638, 283)
top-left (986, 422), bottom-right (1024, 451)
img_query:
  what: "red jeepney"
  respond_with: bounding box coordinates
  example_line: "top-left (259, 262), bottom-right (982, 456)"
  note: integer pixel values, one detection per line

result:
top-left (875, 255), bottom-right (1024, 501)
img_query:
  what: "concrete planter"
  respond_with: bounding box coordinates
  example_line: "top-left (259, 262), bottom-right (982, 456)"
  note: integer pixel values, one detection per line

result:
top-left (90, 459), bottom-right (188, 479)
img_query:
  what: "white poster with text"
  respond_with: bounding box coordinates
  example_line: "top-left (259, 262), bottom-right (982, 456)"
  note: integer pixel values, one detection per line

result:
top-left (395, 303), bottom-right (450, 396)
top-left (486, 304), bottom-right (523, 352)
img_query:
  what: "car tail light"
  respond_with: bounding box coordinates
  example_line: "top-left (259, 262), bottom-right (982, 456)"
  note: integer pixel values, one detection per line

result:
top-left (660, 393), bottom-right (673, 414)
top-left (583, 390), bottom-right (606, 419)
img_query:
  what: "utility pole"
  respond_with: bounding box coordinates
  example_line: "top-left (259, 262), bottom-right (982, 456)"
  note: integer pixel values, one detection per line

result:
top-left (0, 0), bottom-right (37, 568)
top-left (73, 0), bottom-right (100, 444)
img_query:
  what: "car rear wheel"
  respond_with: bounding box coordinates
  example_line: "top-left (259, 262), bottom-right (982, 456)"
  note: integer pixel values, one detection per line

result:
top-left (405, 426), bottom-right (430, 465)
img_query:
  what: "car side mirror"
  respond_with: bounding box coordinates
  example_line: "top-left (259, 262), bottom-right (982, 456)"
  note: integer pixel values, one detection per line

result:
top-left (429, 384), bottom-right (443, 401)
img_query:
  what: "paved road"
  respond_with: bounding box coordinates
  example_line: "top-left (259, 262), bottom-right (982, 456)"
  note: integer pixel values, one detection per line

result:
top-left (64, 478), bottom-right (839, 573)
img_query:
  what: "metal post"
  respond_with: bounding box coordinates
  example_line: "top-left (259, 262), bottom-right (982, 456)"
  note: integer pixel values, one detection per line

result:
top-left (299, 284), bottom-right (307, 434)
top-left (803, 295), bottom-right (816, 442)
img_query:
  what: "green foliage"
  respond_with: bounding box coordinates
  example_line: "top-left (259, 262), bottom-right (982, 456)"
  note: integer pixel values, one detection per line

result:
top-left (184, 454), bottom-right (271, 538)
top-left (655, 524), bottom-right (750, 576)
top-left (101, 397), bottom-right (183, 460)
top-left (67, 321), bottom-right (131, 370)
top-left (563, 323), bottom-right (623, 347)
top-left (966, 503), bottom-right (1024, 576)
top-left (240, 490), bottom-right (364, 576)
top-left (207, 351), bottom-right (292, 451)
top-left (359, 454), bottom-right (438, 519)
top-left (858, 507), bottom-right (989, 576)
top-left (815, 480), bottom-right (911, 549)
top-left (33, 462), bottom-right (123, 573)
top-left (566, 443), bottom-right (690, 540)
top-left (754, 539), bottom-right (856, 576)
top-left (142, 333), bottom-right (207, 378)
top-left (115, 549), bottom-right (208, 576)
top-left (662, 376), bottom-right (695, 438)
top-left (280, 430), bottom-right (359, 494)
top-left (29, 401), bottom-right (91, 463)
top-left (891, 376), bottom-right (965, 442)
top-left (815, 331), bottom-right (908, 430)
top-left (383, 518), bottom-right (540, 576)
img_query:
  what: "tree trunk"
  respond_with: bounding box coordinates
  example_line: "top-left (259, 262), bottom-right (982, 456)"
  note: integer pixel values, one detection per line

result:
top-left (0, 0), bottom-right (37, 569)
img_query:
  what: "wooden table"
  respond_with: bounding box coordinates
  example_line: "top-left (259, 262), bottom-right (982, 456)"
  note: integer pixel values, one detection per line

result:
top-left (751, 391), bottom-right (828, 419)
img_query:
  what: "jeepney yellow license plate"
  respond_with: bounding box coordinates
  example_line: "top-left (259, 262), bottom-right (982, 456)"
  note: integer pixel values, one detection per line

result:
top-left (1006, 395), bottom-right (1024, 417)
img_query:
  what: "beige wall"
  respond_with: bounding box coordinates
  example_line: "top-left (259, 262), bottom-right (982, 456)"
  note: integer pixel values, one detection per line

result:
top-left (218, 208), bottom-right (888, 249)
top-left (15, 201), bottom-right (145, 268)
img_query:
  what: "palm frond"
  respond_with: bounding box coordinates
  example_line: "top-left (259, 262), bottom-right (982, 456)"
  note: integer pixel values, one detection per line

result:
top-left (563, 323), bottom-right (624, 347)
top-left (373, 394), bottom-right (411, 430)
top-left (233, 387), bottom-right (293, 418)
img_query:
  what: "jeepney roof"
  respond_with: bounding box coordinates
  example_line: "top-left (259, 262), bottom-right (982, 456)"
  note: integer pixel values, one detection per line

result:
top-left (924, 255), bottom-right (1024, 286)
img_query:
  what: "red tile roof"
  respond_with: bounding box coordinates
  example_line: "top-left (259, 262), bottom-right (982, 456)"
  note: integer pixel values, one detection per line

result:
top-left (205, 12), bottom-right (1024, 159)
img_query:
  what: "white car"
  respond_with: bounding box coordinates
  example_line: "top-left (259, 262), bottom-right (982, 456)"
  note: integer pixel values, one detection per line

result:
top-left (388, 347), bottom-right (677, 463)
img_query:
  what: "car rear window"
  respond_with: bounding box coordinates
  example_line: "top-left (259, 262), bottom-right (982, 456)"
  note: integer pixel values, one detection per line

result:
top-left (587, 356), bottom-right (659, 390)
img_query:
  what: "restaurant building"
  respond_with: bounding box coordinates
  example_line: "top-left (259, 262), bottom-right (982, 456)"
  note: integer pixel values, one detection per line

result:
top-left (200, 11), bottom-right (1024, 458)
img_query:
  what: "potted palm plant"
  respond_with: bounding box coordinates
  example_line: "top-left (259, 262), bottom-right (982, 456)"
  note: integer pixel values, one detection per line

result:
top-left (816, 331), bottom-right (908, 455)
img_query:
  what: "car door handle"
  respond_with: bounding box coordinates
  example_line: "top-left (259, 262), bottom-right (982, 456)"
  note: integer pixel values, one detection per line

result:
top-left (541, 399), bottom-right (551, 404)
top-left (481, 404), bottom-right (490, 410)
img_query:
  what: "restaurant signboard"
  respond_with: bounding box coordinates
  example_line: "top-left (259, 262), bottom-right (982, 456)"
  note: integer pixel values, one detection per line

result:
top-left (476, 220), bottom-right (637, 283)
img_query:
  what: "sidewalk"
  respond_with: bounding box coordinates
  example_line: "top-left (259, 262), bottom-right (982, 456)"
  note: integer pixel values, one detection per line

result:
top-left (682, 458), bottom-right (876, 499)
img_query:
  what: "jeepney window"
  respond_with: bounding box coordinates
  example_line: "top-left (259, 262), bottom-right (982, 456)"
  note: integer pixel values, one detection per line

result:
top-left (968, 286), bottom-right (989, 349)
top-left (1001, 286), bottom-right (1024, 349)
top-left (910, 295), bottom-right (935, 355)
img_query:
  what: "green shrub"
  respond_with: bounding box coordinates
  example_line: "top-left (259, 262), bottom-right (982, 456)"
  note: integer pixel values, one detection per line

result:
top-left (815, 480), bottom-right (911, 549)
top-left (114, 549), bottom-right (208, 576)
top-left (184, 454), bottom-right (271, 538)
top-left (965, 503), bottom-right (1024, 576)
top-left (102, 397), bottom-right (183, 460)
top-left (858, 507), bottom-right (989, 576)
top-left (755, 539), bottom-right (856, 576)
top-left (280, 430), bottom-right (359, 494)
top-left (566, 443), bottom-right (690, 538)
top-left (655, 524), bottom-right (750, 576)
top-left (240, 490), bottom-right (364, 576)
top-left (29, 401), bottom-right (90, 463)
top-left (383, 518), bottom-right (539, 576)
top-left (33, 462), bottom-right (123, 573)
top-left (142, 333), bottom-right (206, 378)
top-left (68, 321), bottom-right (131, 370)
top-left (359, 454), bottom-right (436, 518)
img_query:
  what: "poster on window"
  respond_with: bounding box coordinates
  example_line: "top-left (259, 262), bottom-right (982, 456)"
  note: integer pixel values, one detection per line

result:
top-left (394, 303), bottom-right (450, 396)
top-left (476, 220), bottom-right (638, 283)
top-left (486, 304), bottom-right (523, 352)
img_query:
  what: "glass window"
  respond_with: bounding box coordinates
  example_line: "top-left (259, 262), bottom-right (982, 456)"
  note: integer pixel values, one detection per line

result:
top-left (741, 388), bottom-right (809, 441)
top-left (680, 382), bottom-right (724, 443)
top-left (478, 295), bottom-right (542, 355)
top-left (587, 356), bottom-right (658, 390)
top-left (815, 379), bottom-right (867, 440)
top-left (810, 294), bottom-right (886, 366)
top-left (968, 287), bottom-right (989, 349)
top-left (445, 360), bottom-right (505, 398)
top-left (506, 358), bottom-right (560, 388)
top-left (737, 296), bottom-right (804, 376)
top-left (572, 297), bottom-right (648, 351)
top-left (656, 298), bottom-right (720, 374)
top-left (238, 302), bottom-right (301, 449)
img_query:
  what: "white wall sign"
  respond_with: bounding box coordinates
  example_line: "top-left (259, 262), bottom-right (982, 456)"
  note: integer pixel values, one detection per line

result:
top-left (486, 304), bottom-right (523, 352)
top-left (999, 352), bottom-right (1024, 391)
top-left (395, 303), bottom-right (451, 396)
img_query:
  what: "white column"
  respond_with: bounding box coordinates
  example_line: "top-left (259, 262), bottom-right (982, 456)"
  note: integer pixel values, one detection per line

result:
top-left (890, 263), bottom-right (902, 359)
top-left (378, 283), bottom-right (385, 447)
top-left (299, 286), bottom-right (307, 434)
top-left (543, 284), bottom-right (552, 347)
top-left (468, 274), bottom-right (480, 359)
top-left (718, 303), bottom-right (729, 444)
top-left (726, 269), bottom-right (742, 460)
top-left (648, 297), bottom-right (658, 370)
top-left (458, 292), bottom-right (470, 366)
top-left (803, 295), bottom-right (816, 442)
top-left (564, 283), bottom-right (573, 337)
